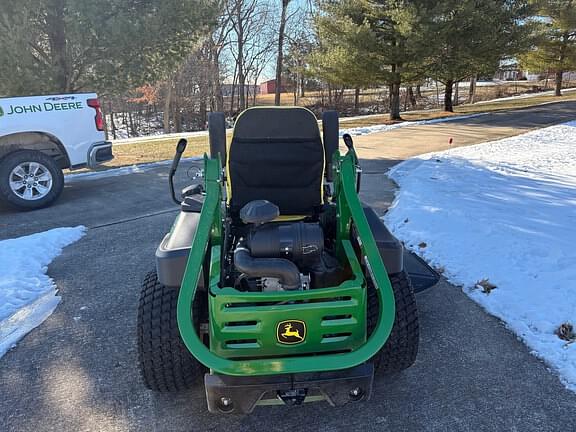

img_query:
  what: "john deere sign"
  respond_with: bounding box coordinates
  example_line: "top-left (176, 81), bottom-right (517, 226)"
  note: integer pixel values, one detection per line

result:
top-left (1, 101), bottom-right (83, 116)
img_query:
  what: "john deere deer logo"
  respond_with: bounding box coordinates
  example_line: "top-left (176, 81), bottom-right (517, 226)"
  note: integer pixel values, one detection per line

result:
top-left (277, 320), bottom-right (306, 344)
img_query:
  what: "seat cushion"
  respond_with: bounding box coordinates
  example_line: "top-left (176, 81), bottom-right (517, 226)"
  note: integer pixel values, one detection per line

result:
top-left (227, 108), bottom-right (324, 215)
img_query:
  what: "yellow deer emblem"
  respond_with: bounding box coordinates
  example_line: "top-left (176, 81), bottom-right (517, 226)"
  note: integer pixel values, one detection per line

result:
top-left (277, 320), bottom-right (306, 344)
top-left (282, 323), bottom-right (303, 340)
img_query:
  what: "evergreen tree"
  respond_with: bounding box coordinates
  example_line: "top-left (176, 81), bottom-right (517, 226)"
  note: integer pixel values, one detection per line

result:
top-left (0, 0), bottom-right (218, 97)
top-left (521, 0), bottom-right (576, 96)
top-left (311, 0), bottom-right (426, 120)
top-left (420, 0), bottom-right (533, 112)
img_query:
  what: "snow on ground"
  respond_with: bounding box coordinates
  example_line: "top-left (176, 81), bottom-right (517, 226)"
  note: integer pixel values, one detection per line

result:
top-left (339, 113), bottom-right (487, 137)
top-left (0, 227), bottom-right (85, 358)
top-left (385, 121), bottom-right (576, 391)
top-left (113, 112), bottom-right (488, 145)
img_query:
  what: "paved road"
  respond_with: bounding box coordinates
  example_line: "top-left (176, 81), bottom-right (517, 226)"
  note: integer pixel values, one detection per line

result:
top-left (1, 102), bottom-right (575, 431)
top-left (353, 100), bottom-right (576, 161)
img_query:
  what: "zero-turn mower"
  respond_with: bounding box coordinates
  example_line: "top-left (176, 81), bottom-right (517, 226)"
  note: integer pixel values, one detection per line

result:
top-left (137, 107), bottom-right (419, 413)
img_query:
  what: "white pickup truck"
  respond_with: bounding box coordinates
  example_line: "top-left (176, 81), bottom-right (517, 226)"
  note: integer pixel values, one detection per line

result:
top-left (0, 93), bottom-right (113, 210)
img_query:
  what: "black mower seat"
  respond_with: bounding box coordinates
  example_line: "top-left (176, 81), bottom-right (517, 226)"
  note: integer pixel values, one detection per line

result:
top-left (227, 107), bottom-right (325, 216)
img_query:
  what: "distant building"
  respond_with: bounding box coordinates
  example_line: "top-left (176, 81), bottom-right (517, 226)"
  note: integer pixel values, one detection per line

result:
top-left (221, 84), bottom-right (260, 97)
top-left (260, 79), bottom-right (286, 95)
top-left (494, 60), bottom-right (576, 81)
top-left (494, 61), bottom-right (525, 80)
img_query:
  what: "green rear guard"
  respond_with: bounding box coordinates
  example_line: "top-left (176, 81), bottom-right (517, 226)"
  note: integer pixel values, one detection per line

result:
top-left (177, 150), bottom-right (395, 376)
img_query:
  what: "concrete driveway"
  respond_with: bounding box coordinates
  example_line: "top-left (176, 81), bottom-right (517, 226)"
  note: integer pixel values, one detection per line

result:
top-left (1, 102), bottom-right (575, 431)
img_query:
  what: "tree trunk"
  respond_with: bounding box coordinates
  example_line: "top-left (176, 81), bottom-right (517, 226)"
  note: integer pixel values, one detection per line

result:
top-left (214, 78), bottom-right (224, 112)
top-left (108, 102), bottom-right (117, 140)
top-left (555, 71), bottom-right (563, 96)
top-left (389, 83), bottom-right (401, 120)
top-left (212, 53), bottom-right (224, 112)
top-left (199, 95), bottom-right (207, 128)
top-left (408, 86), bottom-right (416, 107)
top-left (416, 85), bottom-right (422, 98)
top-left (173, 104), bottom-right (182, 133)
top-left (274, 0), bottom-right (290, 106)
top-left (300, 75), bottom-right (305, 97)
top-left (235, 1), bottom-right (246, 111)
top-left (389, 64), bottom-right (401, 121)
top-left (253, 76), bottom-right (259, 105)
top-left (444, 79), bottom-right (454, 112)
top-left (163, 79), bottom-right (173, 133)
top-left (468, 76), bottom-right (477, 104)
top-left (354, 87), bottom-right (360, 113)
top-left (45, 0), bottom-right (70, 92)
top-left (229, 64), bottom-right (238, 115)
top-left (453, 81), bottom-right (459, 106)
top-left (554, 32), bottom-right (569, 97)
top-left (128, 110), bottom-right (135, 137)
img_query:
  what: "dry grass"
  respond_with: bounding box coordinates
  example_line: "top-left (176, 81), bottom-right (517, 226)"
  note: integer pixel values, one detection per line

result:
top-left (108, 135), bottom-right (212, 168)
top-left (556, 323), bottom-right (576, 343)
top-left (83, 90), bottom-right (576, 172)
top-left (475, 278), bottom-right (497, 294)
top-left (340, 90), bottom-right (576, 128)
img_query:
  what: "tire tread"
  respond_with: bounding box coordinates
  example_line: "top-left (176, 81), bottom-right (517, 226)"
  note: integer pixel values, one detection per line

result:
top-left (137, 271), bottom-right (204, 392)
top-left (367, 271), bottom-right (419, 375)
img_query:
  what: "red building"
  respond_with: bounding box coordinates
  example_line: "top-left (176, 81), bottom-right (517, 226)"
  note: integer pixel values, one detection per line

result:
top-left (260, 79), bottom-right (285, 95)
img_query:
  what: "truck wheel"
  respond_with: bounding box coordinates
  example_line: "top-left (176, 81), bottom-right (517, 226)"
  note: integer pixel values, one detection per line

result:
top-left (137, 270), bottom-right (206, 392)
top-left (0, 150), bottom-right (64, 210)
top-left (367, 270), bottom-right (419, 375)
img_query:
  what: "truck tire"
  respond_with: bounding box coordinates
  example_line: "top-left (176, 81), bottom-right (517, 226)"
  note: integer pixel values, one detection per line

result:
top-left (137, 270), bottom-right (205, 392)
top-left (367, 271), bottom-right (419, 375)
top-left (0, 150), bottom-right (64, 210)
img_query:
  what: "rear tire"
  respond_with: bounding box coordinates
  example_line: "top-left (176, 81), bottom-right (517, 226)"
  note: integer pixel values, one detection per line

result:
top-left (367, 271), bottom-right (419, 375)
top-left (0, 150), bottom-right (64, 210)
top-left (137, 270), bottom-right (205, 392)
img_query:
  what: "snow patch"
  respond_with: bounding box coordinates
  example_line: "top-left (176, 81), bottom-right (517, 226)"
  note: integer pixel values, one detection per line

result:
top-left (0, 226), bottom-right (86, 358)
top-left (385, 121), bottom-right (576, 391)
top-left (339, 113), bottom-right (487, 137)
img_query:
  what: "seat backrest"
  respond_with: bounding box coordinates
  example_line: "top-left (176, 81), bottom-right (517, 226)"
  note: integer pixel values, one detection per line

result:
top-left (227, 107), bottom-right (324, 216)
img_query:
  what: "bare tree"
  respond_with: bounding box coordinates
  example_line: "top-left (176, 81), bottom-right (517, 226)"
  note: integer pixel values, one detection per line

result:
top-left (207, 6), bottom-right (235, 112)
top-left (224, 0), bottom-right (275, 112)
top-left (274, 0), bottom-right (292, 105)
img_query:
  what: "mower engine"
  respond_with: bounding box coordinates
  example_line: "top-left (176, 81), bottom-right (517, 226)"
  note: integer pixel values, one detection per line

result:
top-left (232, 200), bottom-right (338, 292)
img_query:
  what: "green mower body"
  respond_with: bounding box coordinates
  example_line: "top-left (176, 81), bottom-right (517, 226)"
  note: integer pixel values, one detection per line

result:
top-left (138, 107), bottom-right (419, 413)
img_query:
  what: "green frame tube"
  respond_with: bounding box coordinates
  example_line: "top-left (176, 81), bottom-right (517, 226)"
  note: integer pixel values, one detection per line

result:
top-left (177, 150), bottom-right (395, 376)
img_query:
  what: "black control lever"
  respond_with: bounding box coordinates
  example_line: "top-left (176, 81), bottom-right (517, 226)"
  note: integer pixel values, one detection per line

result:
top-left (169, 138), bottom-right (188, 204)
top-left (343, 133), bottom-right (354, 151)
top-left (342, 133), bottom-right (362, 192)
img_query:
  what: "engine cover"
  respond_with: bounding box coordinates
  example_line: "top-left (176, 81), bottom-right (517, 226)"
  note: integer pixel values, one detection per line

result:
top-left (247, 222), bottom-right (324, 268)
